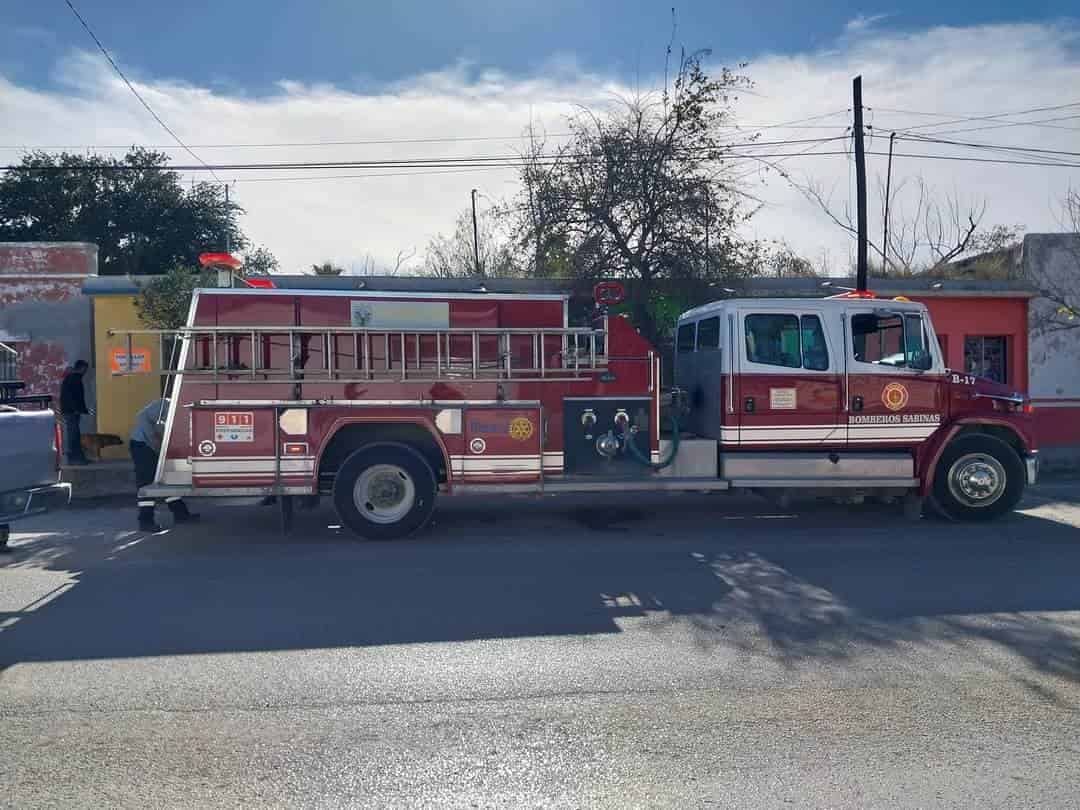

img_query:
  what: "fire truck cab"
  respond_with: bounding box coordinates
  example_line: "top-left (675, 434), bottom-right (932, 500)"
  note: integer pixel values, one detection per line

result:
top-left (111, 284), bottom-right (1037, 538)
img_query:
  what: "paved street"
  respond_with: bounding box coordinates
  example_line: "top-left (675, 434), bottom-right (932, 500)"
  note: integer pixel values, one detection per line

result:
top-left (2, 484), bottom-right (1080, 808)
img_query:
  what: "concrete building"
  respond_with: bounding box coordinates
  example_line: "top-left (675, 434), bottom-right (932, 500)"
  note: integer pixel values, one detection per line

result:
top-left (0, 242), bottom-right (98, 418)
top-left (1021, 234), bottom-right (1080, 470)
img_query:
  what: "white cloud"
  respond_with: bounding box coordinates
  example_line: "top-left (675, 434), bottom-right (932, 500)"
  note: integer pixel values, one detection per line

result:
top-left (844, 13), bottom-right (892, 34)
top-left (1, 22), bottom-right (1078, 275)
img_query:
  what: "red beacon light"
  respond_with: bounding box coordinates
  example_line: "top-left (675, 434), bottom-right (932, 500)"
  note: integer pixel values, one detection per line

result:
top-left (198, 252), bottom-right (243, 270)
top-left (198, 252), bottom-right (276, 289)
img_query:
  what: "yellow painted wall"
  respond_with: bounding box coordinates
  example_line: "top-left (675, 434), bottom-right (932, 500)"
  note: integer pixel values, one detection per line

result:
top-left (92, 296), bottom-right (163, 459)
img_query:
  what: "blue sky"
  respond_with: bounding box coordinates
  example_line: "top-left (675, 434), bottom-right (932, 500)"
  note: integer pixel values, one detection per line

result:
top-left (1, 4), bottom-right (1078, 272)
top-left (5, 1), bottom-right (1077, 92)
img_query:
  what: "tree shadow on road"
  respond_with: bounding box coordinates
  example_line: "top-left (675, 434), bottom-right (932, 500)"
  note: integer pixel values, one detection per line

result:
top-left (654, 509), bottom-right (1080, 692)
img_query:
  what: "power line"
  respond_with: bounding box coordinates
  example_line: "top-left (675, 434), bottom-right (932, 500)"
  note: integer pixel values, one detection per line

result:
top-left (895, 133), bottom-right (1080, 159)
top-left (888, 112), bottom-right (1080, 138)
top-left (8, 145), bottom-right (1077, 175)
top-left (875, 99), bottom-right (1080, 124)
top-left (238, 167), bottom-right (510, 183)
top-left (62, 0), bottom-right (221, 183)
top-left (0, 133), bottom-right (576, 151)
top-left (0, 131), bottom-right (850, 152)
top-left (875, 100), bottom-right (1080, 137)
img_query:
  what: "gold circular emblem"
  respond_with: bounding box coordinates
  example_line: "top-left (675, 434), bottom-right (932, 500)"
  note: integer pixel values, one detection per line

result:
top-left (509, 417), bottom-right (534, 441)
top-left (882, 382), bottom-right (909, 412)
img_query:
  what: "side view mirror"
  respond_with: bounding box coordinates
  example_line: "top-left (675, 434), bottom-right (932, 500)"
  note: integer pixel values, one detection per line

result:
top-left (911, 350), bottom-right (933, 372)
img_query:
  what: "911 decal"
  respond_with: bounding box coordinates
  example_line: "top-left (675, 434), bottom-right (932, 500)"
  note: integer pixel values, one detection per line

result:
top-left (214, 412), bottom-right (254, 442)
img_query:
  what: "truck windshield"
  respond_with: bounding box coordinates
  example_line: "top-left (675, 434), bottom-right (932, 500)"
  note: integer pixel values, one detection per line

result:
top-left (852, 312), bottom-right (930, 368)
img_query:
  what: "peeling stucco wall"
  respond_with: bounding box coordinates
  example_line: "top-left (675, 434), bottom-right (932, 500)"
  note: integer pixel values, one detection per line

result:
top-left (1025, 234), bottom-right (1080, 400)
top-left (0, 243), bottom-right (97, 424)
top-left (1023, 234), bottom-right (1080, 468)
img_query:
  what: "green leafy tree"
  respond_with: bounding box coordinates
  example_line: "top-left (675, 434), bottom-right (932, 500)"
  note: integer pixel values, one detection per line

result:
top-left (135, 265), bottom-right (213, 330)
top-left (242, 245), bottom-right (280, 275)
top-left (0, 148), bottom-right (245, 275)
top-left (310, 261), bottom-right (345, 276)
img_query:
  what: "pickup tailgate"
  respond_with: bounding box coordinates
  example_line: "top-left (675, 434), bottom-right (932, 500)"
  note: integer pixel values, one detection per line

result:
top-left (0, 408), bottom-right (59, 493)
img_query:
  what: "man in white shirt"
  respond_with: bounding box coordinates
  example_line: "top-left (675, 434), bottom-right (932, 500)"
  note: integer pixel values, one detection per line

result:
top-left (130, 398), bottom-right (198, 532)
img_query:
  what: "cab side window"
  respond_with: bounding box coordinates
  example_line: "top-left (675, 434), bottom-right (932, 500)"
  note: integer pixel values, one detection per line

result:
top-left (800, 315), bottom-right (829, 371)
top-left (745, 314), bottom-right (801, 369)
top-left (851, 312), bottom-right (931, 369)
top-left (677, 322), bottom-right (696, 353)
top-left (697, 317), bottom-right (720, 350)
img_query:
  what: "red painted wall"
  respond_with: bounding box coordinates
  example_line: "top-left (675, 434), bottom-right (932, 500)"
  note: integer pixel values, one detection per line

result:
top-left (911, 296), bottom-right (1029, 392)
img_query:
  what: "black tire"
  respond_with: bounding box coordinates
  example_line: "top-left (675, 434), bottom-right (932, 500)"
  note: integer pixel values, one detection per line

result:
top-left (332, 443), bottom-right (436, 540)
top-left (932, 434), bottom-right (1025, 522)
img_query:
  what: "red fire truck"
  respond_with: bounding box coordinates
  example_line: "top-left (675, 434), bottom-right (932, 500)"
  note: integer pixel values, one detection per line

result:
top-left (110, 281), bottom-right (1038, 538)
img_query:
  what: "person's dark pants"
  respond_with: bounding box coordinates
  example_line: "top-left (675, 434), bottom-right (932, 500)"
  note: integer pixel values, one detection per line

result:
top-left (130, 439), bottom-right (190, 528)
top-left (63, 413), bottom-right (87, 463)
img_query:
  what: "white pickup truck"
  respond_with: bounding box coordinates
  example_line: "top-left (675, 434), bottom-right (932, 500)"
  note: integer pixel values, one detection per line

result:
top-left (0, 404), bottom-right (72, 550)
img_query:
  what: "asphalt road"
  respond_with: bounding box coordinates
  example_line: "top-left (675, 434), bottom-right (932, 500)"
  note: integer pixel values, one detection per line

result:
top-left (3, 483), bottom-right (1080, 808)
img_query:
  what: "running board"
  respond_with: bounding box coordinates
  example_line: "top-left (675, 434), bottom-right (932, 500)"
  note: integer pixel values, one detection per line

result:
top-left (453, 477), bottom-right (731, 495)
top-left (729, 478), bottom-right (918, 488)
top-left (141, 484), bottom-right (313, 498)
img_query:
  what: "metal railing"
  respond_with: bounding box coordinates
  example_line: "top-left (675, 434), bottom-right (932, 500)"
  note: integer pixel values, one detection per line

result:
top-left (0, 342), bottom-right (17, 385)
top-left (107, 325), bottom-right (611, 384)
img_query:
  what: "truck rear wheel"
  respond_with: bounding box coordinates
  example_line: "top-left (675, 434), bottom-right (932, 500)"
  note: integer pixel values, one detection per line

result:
top-left (932, 434), bottom-right (1024, 521)
top-left (332, 443), bottom-right (436, 540)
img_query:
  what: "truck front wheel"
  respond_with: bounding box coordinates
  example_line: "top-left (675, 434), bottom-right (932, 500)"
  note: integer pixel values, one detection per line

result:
top-left (932, 434), bottom-right (1025, 521)
top-left (332, 443), bottom-right (436, 540)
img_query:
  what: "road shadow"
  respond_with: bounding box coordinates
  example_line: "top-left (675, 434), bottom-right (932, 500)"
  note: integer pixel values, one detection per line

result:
top-left (1, 492), bottom-right (1078, 689)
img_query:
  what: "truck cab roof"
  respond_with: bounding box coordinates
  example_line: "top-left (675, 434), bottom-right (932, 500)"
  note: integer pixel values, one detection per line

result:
top-left (678, 295), bottom-right (928, 324)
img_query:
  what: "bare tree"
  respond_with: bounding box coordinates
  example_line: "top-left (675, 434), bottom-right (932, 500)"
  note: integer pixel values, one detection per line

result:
top-left (1029, 189), bottom-right (1080, 333)
top-left (347, 249), bottom-right (418, 276)
top-left (510, 55), bottom-right (760, 343)
top-left (801, 175), bottom-right (987, 276)
top-left (424, 208), bottom-right (524, 279)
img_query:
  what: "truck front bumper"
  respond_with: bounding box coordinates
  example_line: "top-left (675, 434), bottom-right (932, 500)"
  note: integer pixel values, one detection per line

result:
top-left (1025, 452), bottom-right (1039, 487)
top-left (0, 482), bottom-right (73, 524)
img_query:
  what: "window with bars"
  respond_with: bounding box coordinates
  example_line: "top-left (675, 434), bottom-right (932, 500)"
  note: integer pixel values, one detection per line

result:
top-left (964, 336), bottom-right (1008, 383)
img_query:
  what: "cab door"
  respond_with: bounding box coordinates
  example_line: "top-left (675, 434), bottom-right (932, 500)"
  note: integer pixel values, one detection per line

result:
top-left (845, 307), bottom-right (946, 446)
top-left (736, 309), bottom-right (843, 447)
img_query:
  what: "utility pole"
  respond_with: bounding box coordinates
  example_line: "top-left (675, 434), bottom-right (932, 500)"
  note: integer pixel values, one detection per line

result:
top-left (470, 188), bottom-right (481, 276)
top-left (224, 183), bottom-right (231, 254)
top-left (882, 131), bottom-right (896, 277)
top-left (852, 76), bottom-right (868, 292)
top-left (221, 183), bottom-right (234, 288)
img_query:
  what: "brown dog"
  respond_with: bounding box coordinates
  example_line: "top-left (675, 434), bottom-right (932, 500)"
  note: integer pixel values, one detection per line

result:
top-left (80, 433), bottom-right (124, 460)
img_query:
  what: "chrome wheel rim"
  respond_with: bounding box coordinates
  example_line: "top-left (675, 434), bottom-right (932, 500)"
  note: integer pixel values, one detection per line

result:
top-left (947, 453), bottom-right (1007, 508)
top-left (354, 464), bottom-right (416, 524)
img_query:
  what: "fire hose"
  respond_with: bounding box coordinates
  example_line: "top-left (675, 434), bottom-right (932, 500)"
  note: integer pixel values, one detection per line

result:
top-left (620, 413), bottom-right (681, 471)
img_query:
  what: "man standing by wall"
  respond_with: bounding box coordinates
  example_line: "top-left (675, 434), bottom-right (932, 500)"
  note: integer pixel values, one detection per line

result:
top-left (130, 397), bottom-right (198, 532)
top-left (59, 360), bottom-right (91, 465)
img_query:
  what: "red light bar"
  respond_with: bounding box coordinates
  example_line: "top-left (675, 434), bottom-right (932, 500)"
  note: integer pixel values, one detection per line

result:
top-left (242, 277), bottom-right (276, 289)
top-left (198, 252), bottom-right (243, 270)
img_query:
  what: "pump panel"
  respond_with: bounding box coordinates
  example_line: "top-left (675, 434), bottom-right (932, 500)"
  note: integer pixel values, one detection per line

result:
top-left (563, 397), bottom-right (651, 475)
